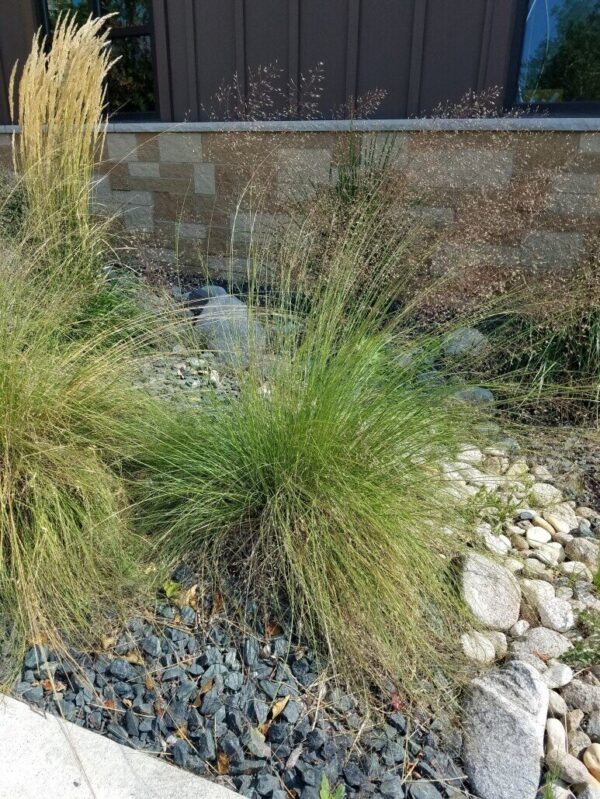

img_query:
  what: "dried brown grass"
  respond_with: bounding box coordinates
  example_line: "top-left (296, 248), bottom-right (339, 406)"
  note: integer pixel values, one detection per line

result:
top-left (10, 12), bottom-right (114, 269)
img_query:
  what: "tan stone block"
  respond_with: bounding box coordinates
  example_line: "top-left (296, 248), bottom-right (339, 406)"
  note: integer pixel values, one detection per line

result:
top-left (106, 133), bottom-right (138, 162)
top-left (153, 191), bottom-right (215, 222)
top-left (0, 145), bottom-right (13, 170)
top-left (124, 206), bottom-right (154, 231)
top-left (159, 163), bottom-right (194, 179)
top-left (201, 132), bottom-right (280, 163)
top-left (406, 147), bottom-right (513, 190)
top-left (107, 162), bottom-right (130, 191)
top-left (176, 221), bottom-right (208, 240)
top-left (521, 230), bottom-right (585, 269)
top-left (134, 133), bottom-right (160, 162)
top-left (129, 162), bottom-right (160, 178)
top-left (172, 239), bottom-right (205, 267)
top-left (129, 175), bottom-right (193, 194)
top-left (194, 163), bottom-right (216, 195)
top-left (111, 189), bottom-right (153, 207)
top-left (158, 132), bottom-right (202, 163)
top-left (512, 132), bottom-right (579, 175)
top-left (580, 133), bottom-right (600, 154)
top-left (276, 148), bottom-right (332, 200)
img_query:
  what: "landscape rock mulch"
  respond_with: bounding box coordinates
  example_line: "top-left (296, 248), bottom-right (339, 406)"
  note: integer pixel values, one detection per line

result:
top-left (12, 277), bottom-right (600, 799)
top-left (14, 589), bottom-right (468, 799)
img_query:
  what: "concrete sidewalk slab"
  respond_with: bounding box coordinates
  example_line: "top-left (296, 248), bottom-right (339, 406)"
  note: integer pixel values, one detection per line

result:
top-left (0, 695), bottom-right (238, 798)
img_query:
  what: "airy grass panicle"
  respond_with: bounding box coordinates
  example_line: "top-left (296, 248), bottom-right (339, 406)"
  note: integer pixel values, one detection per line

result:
top-left (9, 11), bottom-right (114, 277)
top-left (130, 183), bottom-right (490, 701)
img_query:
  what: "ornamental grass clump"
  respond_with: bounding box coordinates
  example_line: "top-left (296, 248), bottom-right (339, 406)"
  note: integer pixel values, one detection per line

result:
top-left (0, 251), bottom-right (150, 665)
top-left (9, 12), bottom-right (114, 280)
top-left (131, 186), bottom-right (489, 701)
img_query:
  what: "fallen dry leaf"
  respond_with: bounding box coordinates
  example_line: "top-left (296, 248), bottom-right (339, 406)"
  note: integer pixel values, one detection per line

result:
top-left (178, 584), bottom-right (199, 610)
top-left (145, 674), bottom-right (155, 691)
top-left (40, 678), bottom-right (65, 693)
top-left (216, 751), bottom-right (230, 775)
top-left (125, 652), bottom-right (144, 666)
top-left (175, 724), bottom-right (188, 738)
top-left (265, 620), bottom-right (283, 638)
top-left (270, 695), bottom-right (289, 721)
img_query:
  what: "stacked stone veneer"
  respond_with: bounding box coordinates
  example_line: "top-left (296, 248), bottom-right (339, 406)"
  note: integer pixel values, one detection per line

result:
top-left (0, 127), bottom-right (598, 275)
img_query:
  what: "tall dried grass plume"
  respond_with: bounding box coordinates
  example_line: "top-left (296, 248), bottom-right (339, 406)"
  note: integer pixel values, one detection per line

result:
top-left (10, 12), bottom-right (114, 266)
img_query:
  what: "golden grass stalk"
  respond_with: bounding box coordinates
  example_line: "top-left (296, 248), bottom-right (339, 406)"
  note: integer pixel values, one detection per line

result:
top-left (9, 12), bottom-right (114, 269)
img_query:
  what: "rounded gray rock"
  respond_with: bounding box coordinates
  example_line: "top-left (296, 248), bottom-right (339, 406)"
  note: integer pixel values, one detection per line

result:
top-left (462, 553), bottom-right (521, 631)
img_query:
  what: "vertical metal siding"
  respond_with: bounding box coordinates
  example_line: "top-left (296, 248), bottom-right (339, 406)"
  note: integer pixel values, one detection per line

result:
top-left (0, 0), bottom-right (523, 124)
top-left (0, 0), bottom-right (38, 123)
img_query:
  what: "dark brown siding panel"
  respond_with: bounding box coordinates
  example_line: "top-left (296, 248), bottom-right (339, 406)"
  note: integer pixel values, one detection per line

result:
top-left (418, 0), bottom-right (488, 113)
top-left (287, 0), bottom-right (300, 112)
top-left (0, 0), bottom-right (526, 123)
top-left (484, 0), bottom-right (521, 92)
top-left (0, 0), bottom-right (38, 123)
top-left (163, 0), bottom-right (198, 120)
top-left (244, 0), bottom-right (290, 116)
top-left (152, 0), bottom-right (173, 121)
top-left (194, 0), bottom-right (236, 119)
top-left (357, 0), bottom-right (414, 119)
top-left (299, 0), bottom-right (348, 116)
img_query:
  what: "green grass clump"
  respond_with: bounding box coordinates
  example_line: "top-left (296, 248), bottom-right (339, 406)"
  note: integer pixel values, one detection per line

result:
top-left (480, 259), bottom-right (600, 423)
top-left (561, 610), bottom-right (600, 668)
top-left (130, 193), bottom-right (486, 700)
top-left (0, 253), bottom-right (151, 662)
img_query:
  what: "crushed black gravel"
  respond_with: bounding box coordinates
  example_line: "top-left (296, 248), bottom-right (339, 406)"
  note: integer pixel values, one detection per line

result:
top-left (14, 584), bottom-right (469, 799)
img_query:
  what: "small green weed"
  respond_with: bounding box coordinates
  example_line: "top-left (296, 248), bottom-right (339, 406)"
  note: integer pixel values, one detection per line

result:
top-left (320, 775), bottom-right (346, 799)
top-left (561, 610), bottom-right (600, 668)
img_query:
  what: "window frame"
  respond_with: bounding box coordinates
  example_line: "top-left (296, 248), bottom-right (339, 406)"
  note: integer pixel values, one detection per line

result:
top-left (507, 0), bottom-right (600, 117)
top-left (37, 0), bottom-right (160, 120)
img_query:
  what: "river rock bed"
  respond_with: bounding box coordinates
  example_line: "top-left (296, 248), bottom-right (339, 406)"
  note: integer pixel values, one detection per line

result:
top-left (448, 440), bottom-right (600, 799)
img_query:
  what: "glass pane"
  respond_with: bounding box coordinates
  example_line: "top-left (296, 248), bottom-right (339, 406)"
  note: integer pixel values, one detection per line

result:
top-left (107, 35), bottom-right (155, 114)
top-left (517, 0), bottom-right (600, 103)
top-left (46, 0), bottom-right (93, 28)
top-left (100, 0), bottom-right (150, 27)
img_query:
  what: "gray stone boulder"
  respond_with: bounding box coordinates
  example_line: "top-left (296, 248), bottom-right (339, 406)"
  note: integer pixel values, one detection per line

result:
top-left (463, 660), bottom-right (549, 799)
top-left (443, 327), bottom-right (488, 358)
top-left (190, 285), bottom-right (267, 366)
top-left (562, 680), bottom-right (600, 714)
top-left (510, 627), bottom-right (573, 660)
top-left (462, 553), bottom-right (521, 631)
top-left (454, 387), bottom-right (495, 406)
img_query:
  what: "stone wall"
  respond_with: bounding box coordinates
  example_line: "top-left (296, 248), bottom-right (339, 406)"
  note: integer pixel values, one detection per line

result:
top-left (1, 123), bottom-right (599, 278)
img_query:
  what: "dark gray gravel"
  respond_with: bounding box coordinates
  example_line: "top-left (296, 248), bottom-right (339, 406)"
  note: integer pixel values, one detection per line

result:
top-left (14, 583), bottom-right (470, 799)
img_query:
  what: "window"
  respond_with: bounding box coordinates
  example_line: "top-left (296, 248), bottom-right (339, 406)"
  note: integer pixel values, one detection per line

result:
top-left (40, 1), bottom-right (157, 116)
top-left (515, 0), bottom-right (600, 110)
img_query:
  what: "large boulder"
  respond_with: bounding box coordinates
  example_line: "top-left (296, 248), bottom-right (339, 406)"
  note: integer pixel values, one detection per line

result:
top-left (190, 286), bottom-right (267, 366)
top-left (462, 553), bottom-right (521, 631)
top-left (463, 660), bottom-right (549, 799)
